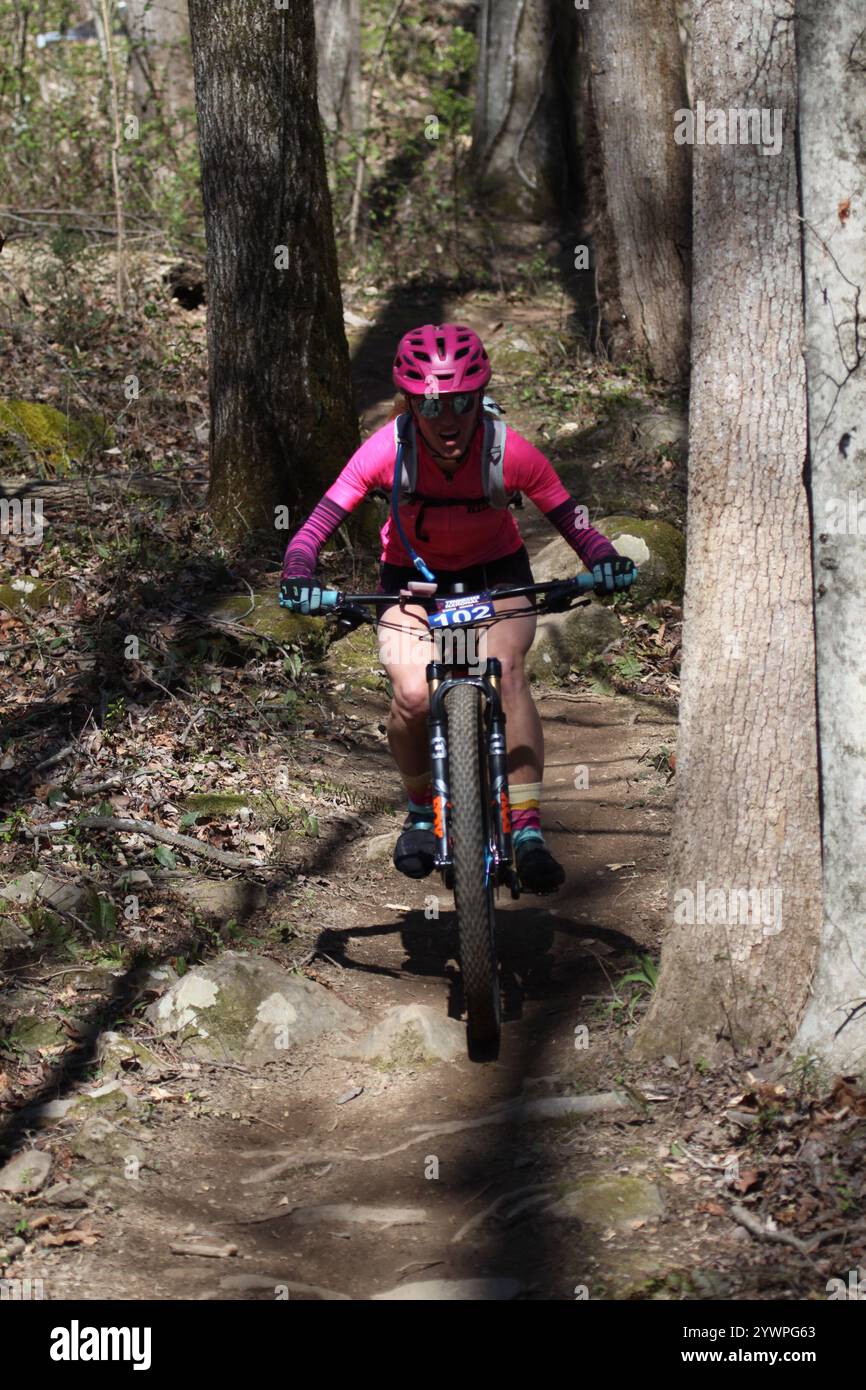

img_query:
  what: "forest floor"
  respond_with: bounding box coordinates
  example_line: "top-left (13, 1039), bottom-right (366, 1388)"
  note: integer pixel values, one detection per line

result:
top-left (2, 250), bottom-right (865, 1301)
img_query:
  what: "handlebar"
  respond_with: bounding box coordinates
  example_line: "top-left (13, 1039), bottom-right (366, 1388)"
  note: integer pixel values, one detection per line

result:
top-left (279, 569), bottom-right (637, 625)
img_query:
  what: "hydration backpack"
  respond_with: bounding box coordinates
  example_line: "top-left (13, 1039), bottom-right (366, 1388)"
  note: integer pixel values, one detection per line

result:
top-left (392, 397), bottom-right (520, 516)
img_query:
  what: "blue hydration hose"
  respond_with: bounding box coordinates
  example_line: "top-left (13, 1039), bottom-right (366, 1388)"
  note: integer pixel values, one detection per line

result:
top-left (391, 423), bottom-right (436, 583)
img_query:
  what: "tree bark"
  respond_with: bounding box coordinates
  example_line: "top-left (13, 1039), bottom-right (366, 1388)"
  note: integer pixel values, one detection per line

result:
top-left (470, 0), bottom-right (578, 220)
top-left (314, 0), bottom-right (361, 159)
top-left (634, 0), bottom-right (822, 1062)
top-left (793, 0), bottom-right (866, 1075)
top-left (583, 0), bottom-right (691, 384)
top-left (187, 0), bottom-right (359, 543)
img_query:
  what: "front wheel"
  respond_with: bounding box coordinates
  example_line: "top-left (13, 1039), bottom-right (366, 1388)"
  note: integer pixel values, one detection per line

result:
top-left (444, 683), bottom-right (501, 1059)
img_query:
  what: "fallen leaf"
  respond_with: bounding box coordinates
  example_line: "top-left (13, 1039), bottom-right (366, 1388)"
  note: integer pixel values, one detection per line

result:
top-left (732, 1168), bottom-right (762, 1194)
top-left (40, 1228), bottom-right (100, 1248)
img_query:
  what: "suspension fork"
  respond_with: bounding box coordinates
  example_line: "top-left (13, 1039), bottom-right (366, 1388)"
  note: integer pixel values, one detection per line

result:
top-left (426, 658), bottom-right (513, 871)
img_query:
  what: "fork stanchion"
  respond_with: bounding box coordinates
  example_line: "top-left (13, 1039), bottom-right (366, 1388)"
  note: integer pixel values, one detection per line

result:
top-left (427, 661), bottom-right (450, 865)
top-left (484, 659), bottom-right (512, 871)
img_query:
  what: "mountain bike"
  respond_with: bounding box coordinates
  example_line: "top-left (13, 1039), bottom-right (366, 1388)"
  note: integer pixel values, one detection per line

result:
top-left (294, 571), bottom-right (624, 1060)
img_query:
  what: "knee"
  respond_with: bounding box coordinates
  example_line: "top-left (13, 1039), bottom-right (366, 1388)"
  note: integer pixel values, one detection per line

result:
top-left (391, 679), bottom-right (429, 724)
top-left (497, 652), bottom-right (527, 695)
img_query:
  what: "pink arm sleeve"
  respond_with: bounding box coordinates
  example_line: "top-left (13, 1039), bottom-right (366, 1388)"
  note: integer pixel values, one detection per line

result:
top-left (505, 428), bottom-right (619, 568)
top-left (281, 423), bottom-right (394, 579)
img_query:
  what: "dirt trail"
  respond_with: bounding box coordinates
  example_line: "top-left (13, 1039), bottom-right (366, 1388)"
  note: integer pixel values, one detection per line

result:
top-left (8, 681), bottom-right (710, 1302)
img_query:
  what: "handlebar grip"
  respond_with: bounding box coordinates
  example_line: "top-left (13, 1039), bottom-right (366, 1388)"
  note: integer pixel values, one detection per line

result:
top-left (278, 584), bottom-right (343, 613)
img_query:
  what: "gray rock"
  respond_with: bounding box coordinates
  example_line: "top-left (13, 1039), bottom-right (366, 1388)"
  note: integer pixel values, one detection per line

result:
top-left (95, 1031), bottom-right (161, 1076)
top-left (0, 1148), bottom-right (52, 1195)
top-left (27, 1080), bottom-right (139, 1127)
top-left (7, 1015), bottom-right (68, 1053)
top-left (127, 962), bottom-right (179, 996)
top-left (42, 1180), bottom-right (89, 1207)
top-left (526, 603), bottom-right (622, 681)
top-left (532, 515), bottom-right (685, 606)
top-left (71, 1116), bottom-right (147, 1168)
top-left (543, 1175), bottom-right (665, 1230)
top-left (342, 1004), bottom-right (465, 1064)
top-left (112, 869), bottom-right (153, 889)
top-left (363, 832), bottom-right (395, 863)
top-left (145, 952), bottom-right (359, 1064)
top-left (372, 1277), bottom-right (522, 1301)
top-left (169, 877), bottom-right (267, 921)
top-left (64, 965), bottom-right (121, 991)
top-left (0, 869), bottom-right (85, 914)
top-left (0, 919), bottom-right (32, 953)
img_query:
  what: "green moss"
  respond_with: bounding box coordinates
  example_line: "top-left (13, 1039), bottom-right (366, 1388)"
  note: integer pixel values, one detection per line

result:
top-left (0, 400), bottom-right (113, 475)
top-left (208, 591), bottom-right (326, 652)
top-left (180, 792), bottom-right (294, 827)
top-left (324, 622), bottom-right (388, 691)
top-left (372, 1025), bottom-right (437, 1072)
top-left (8, 1015), bottom-right (68, 1052)
top-left (0, 577), bottom-right (75, 615)
top-left (551, 1174), bottom-right (665, 1230)
top-left (526, 603), bottom-right (622, 682)
top-left (596, 515), bottom-right (685, 600)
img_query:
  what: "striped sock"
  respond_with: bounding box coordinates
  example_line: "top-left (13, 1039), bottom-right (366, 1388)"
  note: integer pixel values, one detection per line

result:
top-left (510, 781), bottom-right (544, 848)
top-left (404, 774), bottom-right (434, 831)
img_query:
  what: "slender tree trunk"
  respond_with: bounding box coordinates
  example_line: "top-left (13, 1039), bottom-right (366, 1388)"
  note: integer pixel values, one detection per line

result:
top-left (470, 0), bottom-right (578, 220)
top-left (125, 0), bottom-right (194, 131)
top-left (793, 0), bottom-right (866, 1076)
top-left (583, 0), bottom-right (691, 384)
top-left (314, 0), bottom-right (361, 159)
top-left (634, 0), bottom-right (822, 1062)
top-left (187, 0), bottom-right (359, 542)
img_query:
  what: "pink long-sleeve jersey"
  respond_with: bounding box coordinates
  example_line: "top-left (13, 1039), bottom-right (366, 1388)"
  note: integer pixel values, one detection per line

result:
top-left (281, 416), bottom-right (618, 578)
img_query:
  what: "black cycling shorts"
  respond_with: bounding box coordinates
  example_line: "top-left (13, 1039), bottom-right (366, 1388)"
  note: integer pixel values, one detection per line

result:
top-left (377, 544), bottom-right (534, 615)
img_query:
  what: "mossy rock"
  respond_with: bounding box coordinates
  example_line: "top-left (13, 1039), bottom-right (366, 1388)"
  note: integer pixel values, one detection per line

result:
top-left (545, 1175), bottom-right (665, 1230)
top-left (95, 1033), bottom-right (162, 1077)
top-left (179, 792), bottom-right (293, 828)
top-left (595, 516), bottom-right (685, 602)
top-left (526, 603), bottom-right (623, 681)
top-left (7, 1015), bottom-right (69, 1052)
top-left (0, 400), bottom-right (113, 474)
top-left (208, 591), bottom-right (326, 653)
top-left (145, 952), bottom-right (359, 1063)
top-left (532, 517), bottom-right (685, 606)
top-left (0, 577), bottom-right (75, 615)
top-left (323, 622), bottom-right (388, 691)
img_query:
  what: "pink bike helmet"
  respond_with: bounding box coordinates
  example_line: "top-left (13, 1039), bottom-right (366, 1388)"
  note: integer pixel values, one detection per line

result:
top-left (392, 323), bottom-right (491, 394)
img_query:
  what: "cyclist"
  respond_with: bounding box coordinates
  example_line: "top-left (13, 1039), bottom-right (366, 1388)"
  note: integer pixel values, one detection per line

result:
top-left (280, 324), bottom-right (634, 894)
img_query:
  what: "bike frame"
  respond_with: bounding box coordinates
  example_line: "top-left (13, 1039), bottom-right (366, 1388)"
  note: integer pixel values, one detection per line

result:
top-left (426, 655), bottom-right (514, 892)
top-left (319, 573), bottom-right (601, 897)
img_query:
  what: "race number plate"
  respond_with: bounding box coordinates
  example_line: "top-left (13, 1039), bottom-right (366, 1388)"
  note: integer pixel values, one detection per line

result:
top-left (428, 592), bottom-right (494, 628)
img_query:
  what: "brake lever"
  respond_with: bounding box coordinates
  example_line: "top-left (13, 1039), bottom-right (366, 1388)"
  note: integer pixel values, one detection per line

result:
top-left (334, 604), bottom-right (372, 632)
top-left (542, 587), bottom-right (592, 615)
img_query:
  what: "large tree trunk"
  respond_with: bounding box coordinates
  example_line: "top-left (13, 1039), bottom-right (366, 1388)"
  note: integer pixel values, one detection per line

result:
top-left (314, 0), bottom-right (361, 160)
top-left (583, 0), bottom-right (691, 384)
top-left (793, 0), bottom-right (866, 1076)
top-left (187, 0), bottom-right (359, 542)
top-left (125, 0), bottom-right (194, 131)
top-left (470, 0), bottom-right (578, 220)
top-left (634, 0), bottom-right (822, 1061)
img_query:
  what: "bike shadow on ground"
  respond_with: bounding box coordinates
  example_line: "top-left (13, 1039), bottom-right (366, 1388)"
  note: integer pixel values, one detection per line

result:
top-left (310, 900), bottom-right (641, 1027)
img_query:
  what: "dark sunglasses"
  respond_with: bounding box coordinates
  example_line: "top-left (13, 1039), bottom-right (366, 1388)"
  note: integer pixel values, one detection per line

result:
top-left (413, 391), bottom-right (478, 420)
